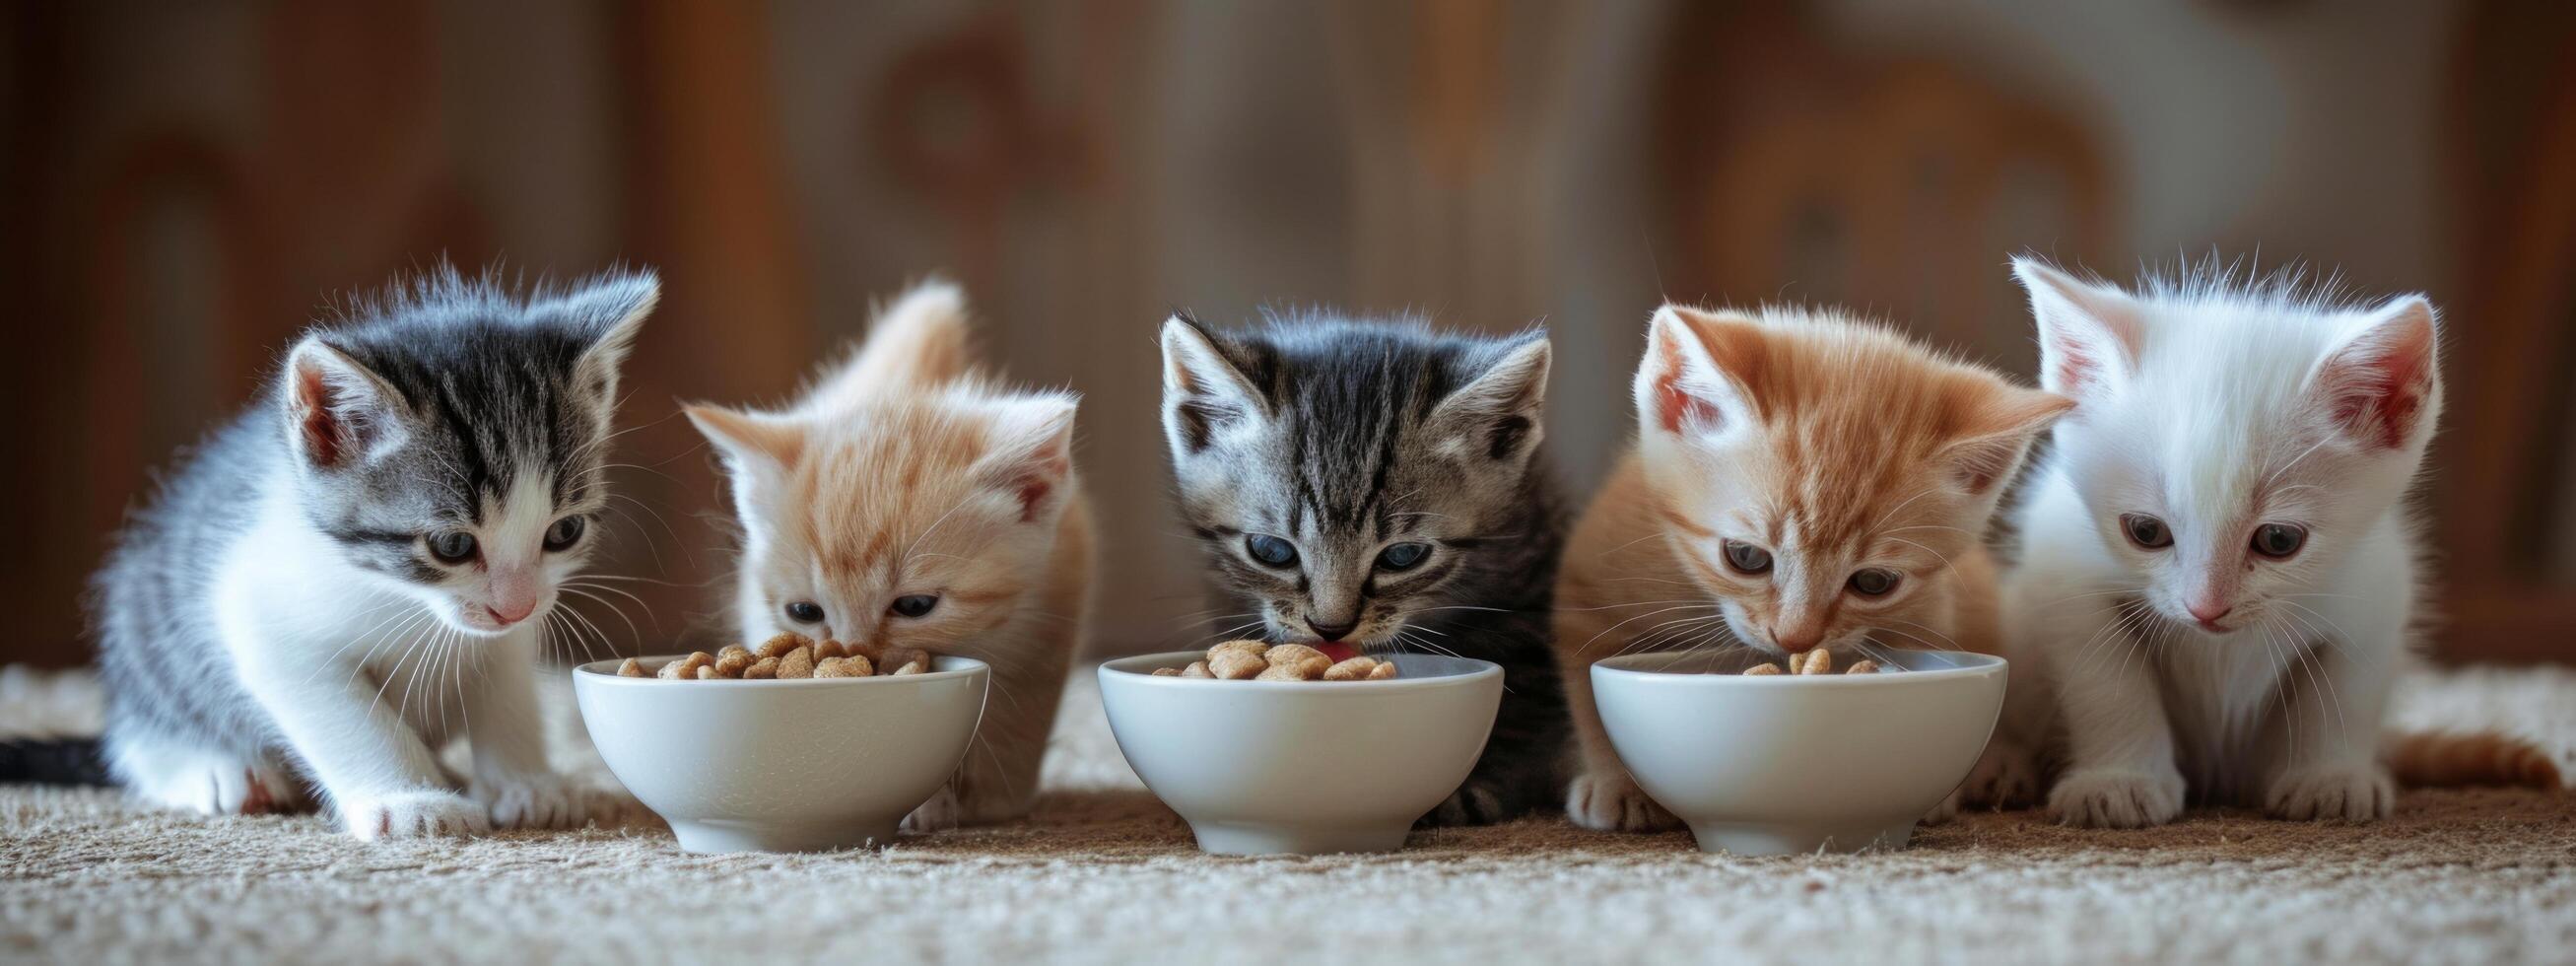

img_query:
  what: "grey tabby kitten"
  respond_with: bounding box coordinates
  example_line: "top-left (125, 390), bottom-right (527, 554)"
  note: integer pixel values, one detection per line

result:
top-left (1159, 311), bottom-right (1569, 824)
top-left (85, 266), bottom-right (655, 839)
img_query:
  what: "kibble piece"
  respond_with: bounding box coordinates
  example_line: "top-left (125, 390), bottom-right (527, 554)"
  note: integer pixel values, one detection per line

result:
top-left (717, 644), bottom-right (752, 661)
top-left (1796, 650), bottom-right (1832, 675)
top-left (1323, 656), bottom-right (1380, 681)
top-left (615, 657), bottom-right (648, 678)
top-left (1180, 661), bottom-right (1214, 679)
top-left (815, 656), bottom-right (864, 678)
top-left (744, 656), bottom-right (780, 680)
top-left (1365, 661), bottom-right (1399, 681)
top-left (712, 651), bottom-right (755, 678)
top-left (1152, 667), bottom-right (1182, 677)
top-left (889, 656), bottom-right (929, 676)
top-left (1208, 640), bottom-right (1269, 662)
top-left (882, 647), bottom-right (930, 676)
top-left (658, 652), bottom-right (714, 680)
top-left (843, 654), bottom-right (875, 677)
top-left (1742, 662), bottom-right (1785, 676)
top-left (1255, 660), bottom-right (1322, 682)
top-left (1846, 659), bottom-right (1882, 675)
top-left (814, 640), bottom-right (847, 660)
top-left (844, 641), bottom-right (883, 665)
top-left (696, 664), bottom-right (718, 680)
top-left (758, 633), bottom-right (812, 659)
top-left (777, 646), bottom-right (815, 679)
top-left (1208, 649), bottom-right (1267, 680)
top-left (1261, 644), bottom-right (1332, 680)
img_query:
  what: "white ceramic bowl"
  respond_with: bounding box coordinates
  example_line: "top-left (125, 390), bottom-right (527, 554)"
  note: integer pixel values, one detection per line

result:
top-left (1593, 650), bottom-right (2005, 856)
top-left (1098, 652), bottom-right (1502, 856)
top-left (573, 655), bottom-right (988, 854)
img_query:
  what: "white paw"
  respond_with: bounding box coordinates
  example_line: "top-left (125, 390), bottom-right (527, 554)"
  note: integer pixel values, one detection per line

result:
top-left (2265, 762), bottom-right (2394, 822)
top-left (902, 785), bottom-right (963, 833)
top-left (472, 774), bottom-right (642, 830)
top-left (1959, 741), bottom-right (2040, 809)
top-left (1565, 770), bottom-right (1679, 832)
top-left (2048, 768), bottom-right (2186, 829)
top-left (117, 742), bottom-right (302, 816)
top-left (343, 790), bottom-right (490, 840)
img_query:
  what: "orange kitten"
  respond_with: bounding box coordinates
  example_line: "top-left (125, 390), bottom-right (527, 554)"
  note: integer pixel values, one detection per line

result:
top-left (686, 282), bottom-right (1093, 829)
top-left (1552, 305), bottom-right (2068, 831)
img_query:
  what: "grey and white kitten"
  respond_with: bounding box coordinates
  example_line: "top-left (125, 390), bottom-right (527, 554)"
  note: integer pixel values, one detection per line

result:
top-left (1159, 311), bottom-right (1568, 825)
top-left (91, 266), bottom-right (655, 839)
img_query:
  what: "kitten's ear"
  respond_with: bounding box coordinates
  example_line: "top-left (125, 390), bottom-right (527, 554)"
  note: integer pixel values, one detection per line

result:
top-left (975, 394), bottom-right (1079, 523)
top-left (1159, 315), bottom-right (1265, 456)
top-left (1427, 332), bottom-right (1550, 462)
top-left (551, 269), bottom-right (659, 413)
top-left (2011, 257), bottom-right (2141, 400)
top-left (685, 404), bottom-right (805, 485)
top-left (2309, 296), bottom-right (2440, 451)
top-left (282, 336), bottom-right (411, 470)
top-left (1939, 386), bottom-right (2076, 497)
top-left (1634, 305), bottom-right (1763, 441)
top-left (807, 280), bottom-right (975, 413)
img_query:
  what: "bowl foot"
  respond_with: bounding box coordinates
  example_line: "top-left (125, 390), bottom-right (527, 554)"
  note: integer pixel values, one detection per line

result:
top-left (1188, 821), bottom-right (1410, 857)
top-left (670, 819), bottom-right (901, 854)
top-left (1687, 819), bottom-right (1916, 856)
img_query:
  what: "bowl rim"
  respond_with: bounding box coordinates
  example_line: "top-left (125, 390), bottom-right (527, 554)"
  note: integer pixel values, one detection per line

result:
top-left (1593, 649), bottom-right (2004, 686)
top-left (1099, 650), bottom-right (1500, 694)
top-left (573, 654), bottom-right (989, 687)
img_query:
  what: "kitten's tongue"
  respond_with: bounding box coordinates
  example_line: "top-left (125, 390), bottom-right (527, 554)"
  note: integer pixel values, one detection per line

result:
top-left (1319, 642), bottom-right (1361, 663)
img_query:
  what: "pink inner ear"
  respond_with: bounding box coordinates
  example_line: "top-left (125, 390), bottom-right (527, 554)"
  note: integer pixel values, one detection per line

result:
top-left (2327, 327), bottom-right (2434, 451)
top-left (1651, 337), bottom-right (1723, 435)
top-left (2050, 338), bottom-right (2099, 393)
top-left (292, 367), bottom-right (350, 467)
top-left (1000, 446), bottom-right (1070, 522)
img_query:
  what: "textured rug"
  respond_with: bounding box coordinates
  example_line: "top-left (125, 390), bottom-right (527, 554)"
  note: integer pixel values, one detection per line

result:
top-left (3, 663), bottom-right (2572, 964)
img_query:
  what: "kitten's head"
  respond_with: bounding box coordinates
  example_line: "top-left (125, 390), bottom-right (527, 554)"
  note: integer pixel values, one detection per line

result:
top-left (2013, 257), bottom-right (2441, 637)
top-left (1635, 305), bottom-right (2069, 658)
top-left (282, 266), bottom-right (657, 638)
top-left (690, 282), bottom-right (1080, 653)
top-left (1160, 312), bottom-right (1551, 647)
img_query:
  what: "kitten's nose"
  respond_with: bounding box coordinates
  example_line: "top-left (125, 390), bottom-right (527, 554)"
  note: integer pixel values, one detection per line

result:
top-left (489, 600), bottom-right (536, 625)
top-left (1304, 615), bottom-right (1358, 642)
top-left (2189, 601), bottom-right (2233, 629)
top-left (1771, 625), bottom-right (1821, 654)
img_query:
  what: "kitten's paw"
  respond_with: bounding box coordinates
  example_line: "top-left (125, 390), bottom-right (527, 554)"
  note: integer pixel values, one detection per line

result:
top-left (1420, 779), bottom-right (1516, 828)
top-left (902, 785), bottom-right (963, 833)
top-left (1960, 741), bottom-right (2041, 809)
top-left (2265, 762), bottom-right (2394, 822)
top-left (2048, 768), bottom-right (2185, 829)
top-left (472, 774), bottom-right (644, 830)
top-left (118, 742), bottom-right (304, 816)
top-left (1564, 771), bottom-right (1679, 832)
top-left (1922, 791), bottom-right (1961, 825)
top-left (343, 791), bottom-right (490, 840)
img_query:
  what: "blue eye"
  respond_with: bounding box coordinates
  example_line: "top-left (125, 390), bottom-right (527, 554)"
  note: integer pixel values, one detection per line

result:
top-left (891, 594), bottom-right (939, 618)
top-left (1376, 542), bottom-right (1431, 571)
top-left (543, 516), bottom-right (585, 551)
top-left (428, 531), bottom-right (478, 565)
top-left (1245, 534), bottom-right (1298, 568)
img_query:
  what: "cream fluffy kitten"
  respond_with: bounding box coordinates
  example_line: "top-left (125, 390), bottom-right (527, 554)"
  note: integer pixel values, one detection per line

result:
top-left (2002, 257), bottom-right (2548, 829)
top-left (1554, 305), bottom-right (2068, 831)
top-left (687, 282), bottom-right (1092, 829)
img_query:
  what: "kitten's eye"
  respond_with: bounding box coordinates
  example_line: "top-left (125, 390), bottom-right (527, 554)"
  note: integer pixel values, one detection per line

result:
top-left (1848, 568), bottom-right (1901, 597)
top-left (543, 516), bottom-right (586, 552)
top-left (2251, 523), bottom-right (2307, 559)
top-left (1376, 542), bottom-right (1431, 572)
top-left (783, 601), bottom-right (825, 624)
top-left (1245, 534), bottom-right (1299, 568)
top-left (2120, 514), bottom-right (2173, 550)
top-left (1722, 539), bottom-right (1772, 575)
top-left (427, 530), bottom-right (478, 565)
top-left (891, 594), bottom-right (939, 618)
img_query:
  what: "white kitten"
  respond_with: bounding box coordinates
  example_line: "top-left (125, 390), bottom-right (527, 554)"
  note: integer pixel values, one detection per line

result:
top-left (1997, 256), bottom-right (2440, 828)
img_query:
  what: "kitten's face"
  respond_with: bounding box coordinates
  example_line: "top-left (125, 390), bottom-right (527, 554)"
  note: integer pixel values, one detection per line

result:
top-left (1160, 317), bottom-right (1551, 648)
top-left (2016, 259), bottom-right (2441, 637)
top-left (284, 272), bottom-right (655, 639)
top-left (1636, 306), bottom-right (2068, 659)
top-left (691, 394), bottom-right (1077, 653)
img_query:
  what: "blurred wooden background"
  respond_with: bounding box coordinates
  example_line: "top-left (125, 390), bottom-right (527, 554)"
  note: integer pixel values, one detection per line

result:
top-left (4, 0), bottom-right (2570, 667)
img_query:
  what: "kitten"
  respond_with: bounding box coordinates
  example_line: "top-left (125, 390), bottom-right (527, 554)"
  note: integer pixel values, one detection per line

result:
top-left (89, 266), bottom-right (657, 839)
top-left (688, 281), bottom-right (1091, 830)
top-left (1553, 304), bottom-right (2069, 831)
top-left (1158, 312), bottom-right (1567, 826)
top-left (2004, 257), bottom-right (2553, 828)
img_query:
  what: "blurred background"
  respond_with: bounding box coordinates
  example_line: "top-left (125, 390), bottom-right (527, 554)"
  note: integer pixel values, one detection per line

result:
top-left (5, 0), bottom-right (2571, 668)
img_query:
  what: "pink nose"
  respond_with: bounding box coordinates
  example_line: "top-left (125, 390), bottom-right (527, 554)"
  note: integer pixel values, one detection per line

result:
top-left (2188, 601), bottom-right (2233, 628)
top-left (1772, 626), bottom-right (1822, 654)
top-left (489, 599), bottom-right (537, 625)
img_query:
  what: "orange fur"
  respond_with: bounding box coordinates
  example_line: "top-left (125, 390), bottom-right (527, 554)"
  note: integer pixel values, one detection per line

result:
top-left (1554, 304), bottom-right (2067, 831)
top-left (686, 282), bottom-right (1092, 828)
top-left (2385, 730), bottom-right (2562, 790)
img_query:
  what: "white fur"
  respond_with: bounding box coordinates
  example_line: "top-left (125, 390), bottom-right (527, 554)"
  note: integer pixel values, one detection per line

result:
top-left (2000, 258), bottom-right (2440, 827)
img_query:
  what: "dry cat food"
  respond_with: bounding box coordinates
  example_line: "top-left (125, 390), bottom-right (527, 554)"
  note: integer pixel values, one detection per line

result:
top-left (1149, 640), bottom-right (1401, 682)
top-left (613, 633), bottom-right (938, 681)
top-left (1741, 651), bottom-right (1882, 676)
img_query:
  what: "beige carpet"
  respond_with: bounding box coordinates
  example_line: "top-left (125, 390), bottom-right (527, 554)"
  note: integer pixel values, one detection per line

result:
top-left (4, 664), bottom-right (2573, 964)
